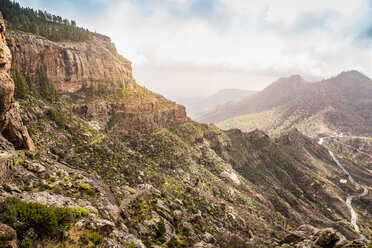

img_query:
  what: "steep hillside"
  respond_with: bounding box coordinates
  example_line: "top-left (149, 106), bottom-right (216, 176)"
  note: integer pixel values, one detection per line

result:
top-left (173, 89), bottom-right (256, 117)
top-left (218, 71), bottom-right (372, 138)
top-left (0, 5), bottom-right (371, 248)
top-left (194, 75), bottom-right (310, 123)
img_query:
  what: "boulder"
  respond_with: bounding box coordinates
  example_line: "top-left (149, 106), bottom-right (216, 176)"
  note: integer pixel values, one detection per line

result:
top-left (0, 223), bottom-right (17, 248)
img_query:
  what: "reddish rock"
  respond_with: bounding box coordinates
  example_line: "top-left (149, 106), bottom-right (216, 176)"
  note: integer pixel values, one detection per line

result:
top-left (0, 12), bottom-right (34, 150)
top-left (7, 31), bottom-right (133, 93)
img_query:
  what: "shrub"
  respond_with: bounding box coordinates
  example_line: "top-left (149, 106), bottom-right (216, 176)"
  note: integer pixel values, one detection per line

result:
top-left (87, 188), bottom-right (96, 196)
top-left (69, 206), bottom-right (90, 219)
top-left (48, 176), bottom-right (56, 183)
top-left (157, 218), bottom-right (166, 238)
top-left (0, 198), bottom-right (85, 238)
top-left (79, 184), bottom-right (90, 190)
top-left (25, 152), bottom-right (35, 159)
top-left (88, 232), bottom-right (102, 245)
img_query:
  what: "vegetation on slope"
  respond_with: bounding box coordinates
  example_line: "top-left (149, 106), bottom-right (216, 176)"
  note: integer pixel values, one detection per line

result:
top-left (0, 0), bottom-right (93, 41)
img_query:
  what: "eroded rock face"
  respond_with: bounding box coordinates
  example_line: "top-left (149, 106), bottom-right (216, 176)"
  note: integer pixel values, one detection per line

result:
top-left (7, 31), bottom-right (133, 93)
top-left (0, 12), bottom-right (34, 150)
top-left (73, 99), bottom-right (188, 134)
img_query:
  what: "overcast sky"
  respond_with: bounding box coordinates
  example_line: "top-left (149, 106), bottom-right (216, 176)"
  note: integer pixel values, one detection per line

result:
top-left (17, 0), bottom-right (372, 97)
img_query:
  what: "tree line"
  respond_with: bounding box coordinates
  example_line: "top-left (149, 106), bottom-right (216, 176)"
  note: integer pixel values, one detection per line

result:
top-left (0, 0), bottom-right (93, 41)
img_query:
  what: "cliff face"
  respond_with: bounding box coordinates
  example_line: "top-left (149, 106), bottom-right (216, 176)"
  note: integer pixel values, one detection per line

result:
top-left (73, 99), bottom-right (187, 134)
top-left (6, 31), bottom-right (133, 93)
top-left (0, 13), bottom-right (34, 150)
top-left (6, 29), bottom-right (187, 134)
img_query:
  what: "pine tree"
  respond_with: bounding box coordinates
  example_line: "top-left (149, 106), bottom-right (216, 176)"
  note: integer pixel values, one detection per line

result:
top-left (13, 68), bottom-right (28, 99)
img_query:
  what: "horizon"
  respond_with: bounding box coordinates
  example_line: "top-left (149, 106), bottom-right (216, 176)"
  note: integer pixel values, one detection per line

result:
top-left (14, 0), bottom-right (372, 97)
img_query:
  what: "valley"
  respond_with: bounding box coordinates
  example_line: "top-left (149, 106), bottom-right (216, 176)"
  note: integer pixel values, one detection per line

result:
top-left (0, 1), bottom-right (371, 248)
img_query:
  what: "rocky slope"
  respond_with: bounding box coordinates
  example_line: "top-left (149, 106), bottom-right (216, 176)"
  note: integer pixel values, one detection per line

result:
top-left (0, 12), bottom-right (33, 150)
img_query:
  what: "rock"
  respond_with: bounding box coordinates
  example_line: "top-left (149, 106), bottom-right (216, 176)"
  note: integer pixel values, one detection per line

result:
top-left (279, 225), bottom-right (349, 248)
top-left (7, 31), bottom-right (132, 93)
top-left (72, 100), bottom-right (187, 135)
top-left (2, 183), bottom-right (21, 193)
top-left (202, 232), bottom-right (215, 243)
top-left (0, 134), bottom-right (13, 151)
top-left (314, 228), bottom-right (344, 247)
top-left (29, 162), bottom-right (46, 173)
top-left (0, 223), bottom-right (17, 248)
top-left (0, 12), bottom-right (34, 150)
top-left (193, 241), bottom-right (215, 248)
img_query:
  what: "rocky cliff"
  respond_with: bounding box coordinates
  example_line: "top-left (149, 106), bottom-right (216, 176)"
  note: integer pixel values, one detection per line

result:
top-left (6, 28), bottom-right (188, 134)
top-left (0, 12), bottom-right (33, 150)
top-left (6, 31), bottom-right (133, 93)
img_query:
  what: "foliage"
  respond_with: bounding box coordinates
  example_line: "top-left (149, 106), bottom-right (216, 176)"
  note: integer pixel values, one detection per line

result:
top-left (0, 0), bottom-right (93, 41)
top-left (13, 67), bottom-right (28, 99)
top-left (39, 66), bottom-right (59, 102)
top-left (88, 232), bottom-right (103, 245)
top-left (69, 206), bottom-right (91, 219)
top-left (128, 188), bottom-right (136, 194)
top-left (78, 183), bottom-right (90, 190)
top-left (0, 198), bottom-right (85, 240)
top-left (47, 107), bottom-right (67, 127)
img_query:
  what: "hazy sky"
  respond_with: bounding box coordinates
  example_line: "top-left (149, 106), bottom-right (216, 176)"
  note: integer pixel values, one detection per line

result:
top-left (17, 0), bottom-right (372, 97)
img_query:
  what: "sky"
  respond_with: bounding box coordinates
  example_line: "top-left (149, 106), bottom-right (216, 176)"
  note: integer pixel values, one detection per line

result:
top-left (16, 0), bottom-right (372, 97)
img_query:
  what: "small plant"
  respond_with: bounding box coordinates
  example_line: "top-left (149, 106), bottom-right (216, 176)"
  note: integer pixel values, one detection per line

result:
top-left (25, 152), bottom-right (35, 159)
top-left (69, 206), bottom-right (90, 219)
top-left (88, 232), bottom-right (102, 245)
top-left (23, 186), bottom-right (32, 192)
top-left (79, 183), bottom-right (90, 190)
top-left (128, 189), bottom-right (136, 194)
top-left (87, 188), bottom-right (96, 196)
top-left (48, 176), bottom-right (56, 183)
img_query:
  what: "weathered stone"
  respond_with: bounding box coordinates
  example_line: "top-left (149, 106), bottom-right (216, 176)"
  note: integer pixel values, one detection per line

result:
top-left (0, 12), bottom-right (34, 150)
top-left (202, 232), bottom-right (215, 244)
top-left (0, 223), bottom-right (17, 248)
top-left (29, 162), bottom-right (46, 173)
top-left (7, 31), bottom-right (132, 93)
top-left (2, 183), bottom-right (21, 193)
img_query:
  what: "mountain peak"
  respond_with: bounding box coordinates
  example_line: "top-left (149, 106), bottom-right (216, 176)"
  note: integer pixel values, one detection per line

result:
top-left (334, 70), bottom-right (370, 81)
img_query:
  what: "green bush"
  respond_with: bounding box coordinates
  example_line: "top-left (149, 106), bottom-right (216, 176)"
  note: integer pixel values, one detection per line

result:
top-left (0, 198), bottom-right (85, 238)
top-left (88, 232), bottom-right (102, 245)
top-left (157, 218), bottom-right (166, 238)
top-left (128, 189), bottom-right (136, 194)
top-left (79, 184), bottom-right (90, 190)
top-left (69, 206), bottom-right (91, 219)
top-left (25, 152), bottom-right (35, 159)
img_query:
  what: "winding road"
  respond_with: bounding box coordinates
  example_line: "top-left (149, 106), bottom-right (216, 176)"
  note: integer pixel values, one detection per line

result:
top-left (318, 137), bottom-right (369, 238)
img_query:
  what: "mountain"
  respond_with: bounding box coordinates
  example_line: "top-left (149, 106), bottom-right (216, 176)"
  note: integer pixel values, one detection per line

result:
top-left (0, 2), bottom-right (371, 248)
top-left (218, 71), bottom-right (372, 137)
top-left (172, 89), bottom-right (256, 117)
top-left (194, 75), bottom-right (310, 123)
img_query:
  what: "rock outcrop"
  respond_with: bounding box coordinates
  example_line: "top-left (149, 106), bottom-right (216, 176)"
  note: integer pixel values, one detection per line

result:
top-left (0, 12), bottom-right (34, 150)
top-left (0, 223), bottom-right (17, 248)
top-left (73, 98), bottom-right (188, 134)
top-left (278, 225), bottom-right (368, 248)
top-left (6, 31), bottom-right (133, 93)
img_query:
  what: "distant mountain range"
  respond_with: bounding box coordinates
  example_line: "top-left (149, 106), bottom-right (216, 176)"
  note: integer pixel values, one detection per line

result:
top-left (172, 89), bottom-right (256, 116)
top-left (196, 71), bottom-right (372, 137)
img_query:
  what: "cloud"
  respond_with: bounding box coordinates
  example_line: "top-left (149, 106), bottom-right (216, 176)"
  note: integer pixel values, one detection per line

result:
top-left (14, 0), bottom-right (372, 96)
